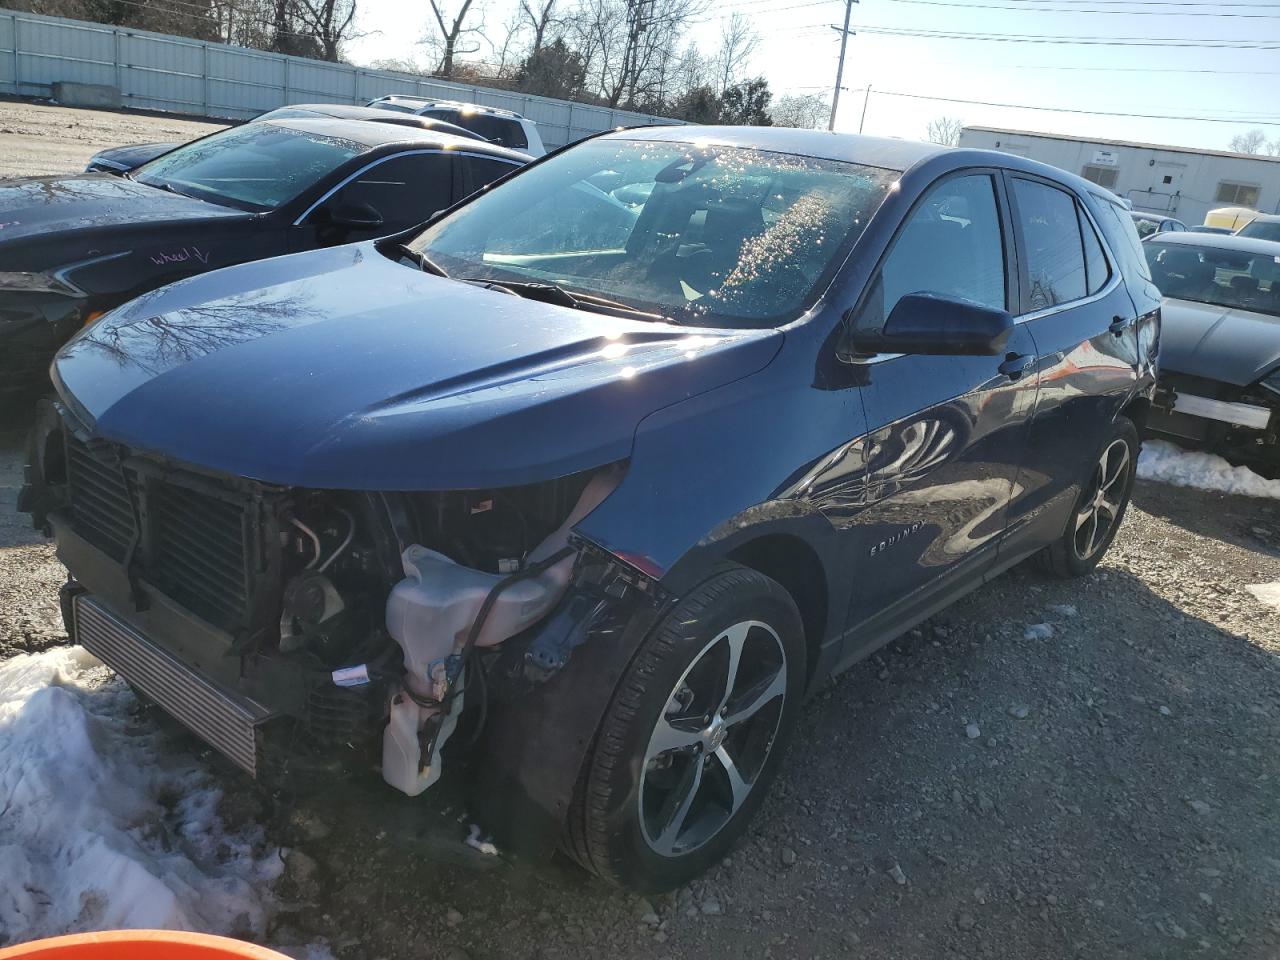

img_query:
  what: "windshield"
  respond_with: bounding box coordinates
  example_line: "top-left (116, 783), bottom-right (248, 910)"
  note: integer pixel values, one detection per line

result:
top-left (133, 122), bottom-right (365, 212)
top-left (1146, 240), bottom-right (1280, 317)
top-left (407, 139), bottom-right (898, 328)
top-left (1237, 219), bottom-right (1280, 242)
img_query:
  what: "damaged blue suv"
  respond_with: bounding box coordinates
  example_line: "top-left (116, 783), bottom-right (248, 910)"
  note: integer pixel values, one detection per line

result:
top-left (22, 127), bottom-right (1159, 891)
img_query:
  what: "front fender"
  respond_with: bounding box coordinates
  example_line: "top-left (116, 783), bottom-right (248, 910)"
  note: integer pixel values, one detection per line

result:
top-left (470, 572), bottom-right (664, 861)
top-left (0, 278), bottom-right (86, 397)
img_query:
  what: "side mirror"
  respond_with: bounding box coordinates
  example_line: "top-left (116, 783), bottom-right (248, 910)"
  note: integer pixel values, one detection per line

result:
top-left (847, 292), bottom-right (1013, 357)
top-left (319, 202), bottom-right (385, 230)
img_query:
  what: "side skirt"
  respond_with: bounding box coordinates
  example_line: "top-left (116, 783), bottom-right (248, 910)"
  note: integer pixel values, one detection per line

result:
top-left (823, 542), bottom-right (1043, 682)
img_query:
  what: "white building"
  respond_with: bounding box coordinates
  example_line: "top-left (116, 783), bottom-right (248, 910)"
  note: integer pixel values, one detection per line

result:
top-left (958, 126), bottom-right (1280, 226)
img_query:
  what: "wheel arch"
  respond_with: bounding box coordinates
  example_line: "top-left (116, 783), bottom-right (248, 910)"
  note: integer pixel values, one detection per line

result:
top-left (725, 532), bottom-right (830, 688)
top-left (1119, 393), bottom-right (1151, 433)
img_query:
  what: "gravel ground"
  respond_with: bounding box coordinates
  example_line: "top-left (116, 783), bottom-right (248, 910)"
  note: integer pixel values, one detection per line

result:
top-left (3, 100), bottom-right (1280, 960)
top-left (0, 98), bottom-right (224, 177)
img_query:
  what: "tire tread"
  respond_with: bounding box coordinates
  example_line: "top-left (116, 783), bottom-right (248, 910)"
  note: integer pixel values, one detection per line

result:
top-left (565, 564), bottom-right (798, 886)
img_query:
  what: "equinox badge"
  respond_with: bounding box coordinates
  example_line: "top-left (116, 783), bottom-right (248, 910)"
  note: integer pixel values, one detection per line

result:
top-left (870, 521), bottom-right (925, 557)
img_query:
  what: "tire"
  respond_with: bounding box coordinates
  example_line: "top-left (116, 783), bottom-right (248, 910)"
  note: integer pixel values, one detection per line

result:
top-left (565, 563), bottom-right (806, 891)
top-left (1033, 416), bottom-right (1139, 579)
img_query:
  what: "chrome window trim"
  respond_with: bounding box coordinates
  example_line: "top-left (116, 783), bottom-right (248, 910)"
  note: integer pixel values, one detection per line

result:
top-left (1014, 271), bottom-right (1123, 324)
top-left (293, 149), bottom-right (524, 226)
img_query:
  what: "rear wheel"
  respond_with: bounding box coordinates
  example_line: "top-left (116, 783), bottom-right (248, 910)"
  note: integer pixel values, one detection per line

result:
top-left (566, 564), bottom-right (805, 891)
top-left (1034, 417), bottom-right (1138, 578)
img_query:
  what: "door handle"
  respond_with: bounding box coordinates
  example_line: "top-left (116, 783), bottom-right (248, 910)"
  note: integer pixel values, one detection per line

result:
top-left (1109, 315), bottom-right (1133, 336)
top-left (998, 352), bottom-right (1035, 381)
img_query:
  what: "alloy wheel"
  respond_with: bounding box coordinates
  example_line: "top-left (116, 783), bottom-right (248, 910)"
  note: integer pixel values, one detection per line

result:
top-left (1073, 437), bottom-right (1131, 560)
top-left (638, 620), bottom-right (788, 858)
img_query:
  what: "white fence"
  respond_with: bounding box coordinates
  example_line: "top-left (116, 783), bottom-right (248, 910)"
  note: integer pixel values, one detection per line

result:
top-left (0, 7), bottom-right (680, 149)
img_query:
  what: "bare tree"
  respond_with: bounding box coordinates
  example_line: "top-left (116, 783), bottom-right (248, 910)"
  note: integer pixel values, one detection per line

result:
top-left (520, 0), bottom-right (559, 53)
top-left (14, 0), bottom-right (224, 42)
top-left (289, 0), bottom-right (357, 60)
top-left (771, 93), bottom-right (829, 130)
top-left (669, 42), bottom-right (711, 102)
top-left (368, 56), bottom-right (432, 75)
top-left (562, 0), bottom-right (706, 109)
top-left (712, 12), bottom-right (758, 95)
top-left (926, 116), bottom-right (963, 147)
top-left (428, 0), bottom-right (481, 78)
top-left (489, 4), bottom-right (529, 78)
top-left (1230, 129), bottom-right (1268, 155)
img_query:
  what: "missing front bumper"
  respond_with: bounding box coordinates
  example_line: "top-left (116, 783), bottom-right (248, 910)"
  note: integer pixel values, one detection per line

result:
top-left (73, 593), bottom-right (275, 775)
top-left (1171, 392), bottom-right (1271, 430)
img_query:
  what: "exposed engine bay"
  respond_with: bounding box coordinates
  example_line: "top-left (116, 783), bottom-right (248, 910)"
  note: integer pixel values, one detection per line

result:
top-left (23, 402), bottom-right (649, 816)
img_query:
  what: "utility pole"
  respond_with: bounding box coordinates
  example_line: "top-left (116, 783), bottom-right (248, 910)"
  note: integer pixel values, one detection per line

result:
top-left (858, 83), bottom-right (872, 133)
top-left (828, 0), bottom-right (856, 131)
top-left (618, 0), bottom-right (655, 109)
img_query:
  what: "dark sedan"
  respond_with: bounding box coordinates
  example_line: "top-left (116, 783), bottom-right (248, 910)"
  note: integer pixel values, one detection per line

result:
top-left (85, 102), bottom-right (484, 173)
top-left (0, 116), bottom-right (526, 404)
top-left (1144, 233), bottom-right (1280, 469)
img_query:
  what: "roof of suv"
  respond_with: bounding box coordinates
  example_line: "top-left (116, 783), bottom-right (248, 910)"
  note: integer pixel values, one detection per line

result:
top-left (264, 116), bottom-right (530, 161)
top-left (602, 125), bottom-right (952, 171)
top-left (266, 103), bottom-right (483, 139)
top-left (369, 96), bottom-right (526, 120)
top-left (604, 126), bottom-right (1131, 203)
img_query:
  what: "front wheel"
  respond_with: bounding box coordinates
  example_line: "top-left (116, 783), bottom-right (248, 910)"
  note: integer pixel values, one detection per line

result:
top-left (1033, 416), bottom-right (1139, 578)
top-left (565, 564), bottom-right (806, 891)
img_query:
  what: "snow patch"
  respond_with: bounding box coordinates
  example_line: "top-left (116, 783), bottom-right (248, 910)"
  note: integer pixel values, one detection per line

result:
top-left (466, 823), bottom-right (499, 857)
top-left (1023, 623), bottom-right (1054, 641)
top-left (1138, 440), bottom-right (1280, 500)
top-left (0, 647), bottom-right (283, 947)
top-left (1247, 582), bottom-right (1280, 613)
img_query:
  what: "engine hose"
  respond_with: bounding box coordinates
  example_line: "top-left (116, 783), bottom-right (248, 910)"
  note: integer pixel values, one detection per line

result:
top-left (420, 544), bottom-right (576, 751)
top-left (459, 544), bottom-right (575, 661)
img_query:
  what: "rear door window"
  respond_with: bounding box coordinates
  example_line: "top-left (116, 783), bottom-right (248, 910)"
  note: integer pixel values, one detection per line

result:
top-left (1094, 195), bottom-right (1153, 283)
top-left (859, 173), bottom-right (1008, 330)
top-left (1080, 207), bottom-right (1110, 295)
top-left (461, 156), bottom-right (522, 196)
top-left (319, 152), bottom-right (456, 229)
top-left (1011, 178), bottom-right (1088, 310)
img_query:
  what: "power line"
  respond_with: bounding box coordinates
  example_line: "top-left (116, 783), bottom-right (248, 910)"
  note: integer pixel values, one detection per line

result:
top-left (869, 87), bottom-right (1280, 125)
top-left (676, 0), bottom-right (841, 27)
top-left (915, 60), bottom-right (1280, 74)
top-left (889, 0), bottom-right (1280, 15)
top-left (852, 24), bottom-right (1280, 47)
top-left (994, 0), bottom-right (1280, 6)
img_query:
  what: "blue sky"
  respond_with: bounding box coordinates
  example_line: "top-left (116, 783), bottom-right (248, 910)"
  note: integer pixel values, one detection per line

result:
top-left (346, 0), bottom-right (1280, 152)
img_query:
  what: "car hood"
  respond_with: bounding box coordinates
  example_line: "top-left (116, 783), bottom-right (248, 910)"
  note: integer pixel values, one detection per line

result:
top-left (1158, 297), bottom-right (1280, 386)
top-left (54, 243), bottom-right (784, 490)
top-left (0, 173), bottom-right (242, 244)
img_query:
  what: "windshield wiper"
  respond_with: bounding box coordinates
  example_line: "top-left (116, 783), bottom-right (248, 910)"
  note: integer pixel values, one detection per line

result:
top-left (460, 279), bottom-right (671, 323)
top-left (397, 244), bottom-right (449, 278)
